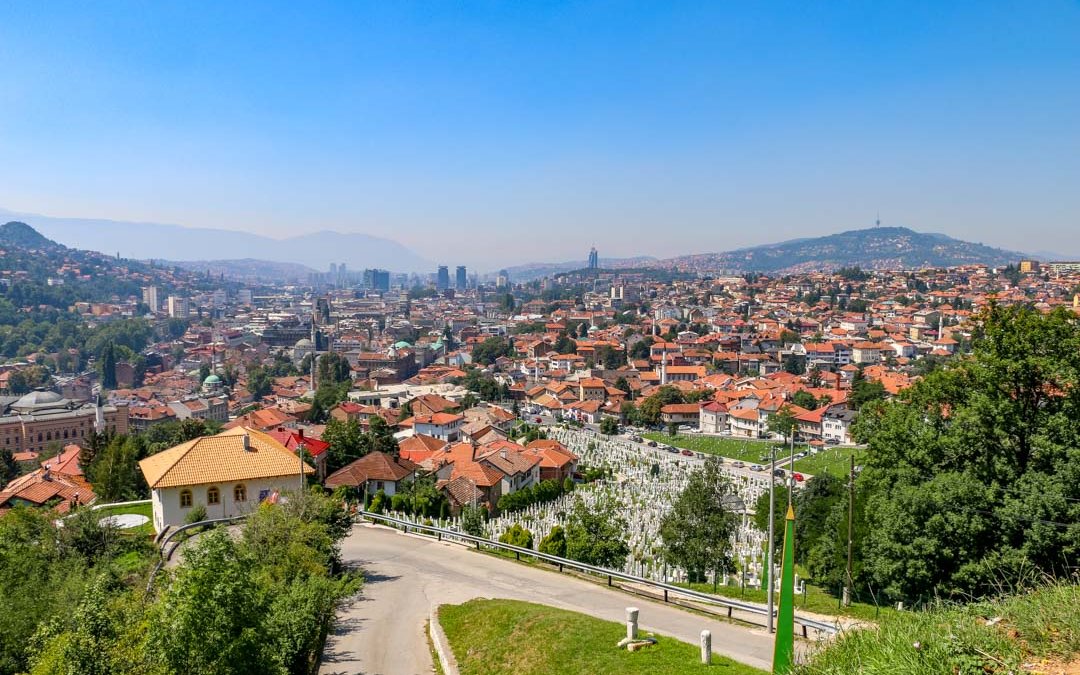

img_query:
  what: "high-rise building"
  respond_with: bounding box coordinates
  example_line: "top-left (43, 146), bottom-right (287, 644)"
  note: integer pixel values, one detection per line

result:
top-left (436, 265), bottom-right (450, 290)
top-left (455, 265), bottom-right (467, 291)
top-left (167, 296), bottom-right (190, 319)
top-left (588, 247), bottom-right (599, 269)
top-left (364, 268), bottom-right (391, 292)
top-left (496, 270), bottom-right (509, 288)
top-left (141, 286), bottom-right (160, 312)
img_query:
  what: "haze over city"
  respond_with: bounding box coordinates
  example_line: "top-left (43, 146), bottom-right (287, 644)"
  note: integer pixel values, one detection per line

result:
top-left (2, 1), bottom-right (1079, 268)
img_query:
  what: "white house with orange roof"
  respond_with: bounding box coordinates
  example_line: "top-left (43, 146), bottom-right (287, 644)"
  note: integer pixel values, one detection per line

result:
top-left (138, 426), bottom-right (314, 532)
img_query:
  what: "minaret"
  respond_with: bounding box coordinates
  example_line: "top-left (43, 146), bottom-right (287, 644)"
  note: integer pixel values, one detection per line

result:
top-left (660, 349), bottom-right (668, 386)
top-left (94, 392), bottom-right (105, 434)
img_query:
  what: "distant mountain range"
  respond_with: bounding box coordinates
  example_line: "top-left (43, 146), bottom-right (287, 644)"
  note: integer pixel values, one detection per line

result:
top-left (163, 258), bottom-right (317, 283)
top-left (0, 207), bottom-right (432, 274)
top-left (656, 227), bottom-right (1028, 274)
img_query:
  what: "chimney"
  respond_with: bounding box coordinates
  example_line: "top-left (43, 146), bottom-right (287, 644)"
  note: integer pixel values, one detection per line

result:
top-left (298, 428), bottom-right (305, 440)
top-left (242, 434), bottom-right (250, 452)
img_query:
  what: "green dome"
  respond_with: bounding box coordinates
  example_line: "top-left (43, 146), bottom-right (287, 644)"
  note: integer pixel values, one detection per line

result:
top-left (204, 374), bottom-right (221, 385)
top-left (393, 340), bottom-right (412, 349)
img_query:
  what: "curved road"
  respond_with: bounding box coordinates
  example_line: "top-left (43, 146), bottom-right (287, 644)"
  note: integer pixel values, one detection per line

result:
top-left (319, 523), bottom-right (778, 675)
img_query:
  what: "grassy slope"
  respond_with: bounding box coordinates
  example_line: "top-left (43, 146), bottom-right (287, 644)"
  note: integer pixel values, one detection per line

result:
top-left (798, 584), bottom-right (1080, 674)
top-left (679, 579), bottom-right (891, 624)
top-left (644, 433), bottom-right (863, 476)
top-left (439, 599), bottom-right (766, 675)
top-left (94, 502), bottom-right (155, 536)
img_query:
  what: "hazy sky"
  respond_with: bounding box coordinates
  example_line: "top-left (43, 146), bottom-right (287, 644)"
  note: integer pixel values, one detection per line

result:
top-left (1, 2), bottom-right (1079, 267)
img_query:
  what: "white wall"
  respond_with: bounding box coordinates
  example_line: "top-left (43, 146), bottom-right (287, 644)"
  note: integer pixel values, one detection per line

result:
top-left (152, 474), bottom-right (305, 530)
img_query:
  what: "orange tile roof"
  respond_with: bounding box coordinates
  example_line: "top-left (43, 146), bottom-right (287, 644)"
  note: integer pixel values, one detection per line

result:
top-left (139, 426), bottom-right (314, 489)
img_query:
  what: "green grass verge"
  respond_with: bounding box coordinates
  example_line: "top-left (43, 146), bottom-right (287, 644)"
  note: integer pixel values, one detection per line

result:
top-left (644, 434), bottom-right (864, 477)
top-left (439, 598), bottom-right (766, 675)
top-left (679, 579), bottom-right (890, 623)
top-left (94, 502), bottom-right (155, 536)
top-left (797, 583), bottom-right (1080, 674)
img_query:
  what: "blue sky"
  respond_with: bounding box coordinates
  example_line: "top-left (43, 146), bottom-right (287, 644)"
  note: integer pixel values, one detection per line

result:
top-left (1, 1), bottom-right (1078, 267)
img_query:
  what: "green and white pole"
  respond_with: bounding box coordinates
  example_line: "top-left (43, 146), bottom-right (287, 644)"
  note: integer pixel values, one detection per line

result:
top-left (772, 503), bottom-right (796, 674)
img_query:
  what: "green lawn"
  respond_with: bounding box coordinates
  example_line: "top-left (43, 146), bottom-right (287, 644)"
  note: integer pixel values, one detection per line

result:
top-left (94, 501), bottom-right (155, 536)
top-left (644, 434), bottom-right (864, 477)
top-left (679, 578), bottom-right (890, 624)
top-left (439, 599), bottom-right (765, 675)
top-left (643, 433), bottom-right (776, 463)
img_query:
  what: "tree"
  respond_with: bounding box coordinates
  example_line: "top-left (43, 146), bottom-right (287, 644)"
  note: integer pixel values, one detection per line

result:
top-left (850, 304), bottom-right (1080, 602)
top-left (460, 504), bottom-right (486, 537)
top-left (148, 530), bottom-right (269, 673)
top-left (0, 447), bottom-right (16, 488)
top-left (791, 390), bottom-right (818, 410)
top-left (849, 369), bottom-right (886, 410)
top-left (782, 354), bottom-right (805, 375)
top-left (767, 406), bottom-right (799, 442)
top-left (322, 418), bottom-right (364, 473)
top-left (86, 435), bottom-right (148, 502)
top-left (247, 367), bottom-right (273, 400)
top-left (599, 416), bottom-right (620, 435)
top-left (660, 458), bottom-right (738, 583)
top-left (753, 483), bottom-right (789, 558)
top-left (614, 376), bottom-right (631, 398)
top-left (638, 386), bottom-right (684, 427)
top-left (564, 495), bottom-right (629, 569)
top-left (100, 341), bottom-right (117, 389)
top-left (537, 525), bottom-right (567, 557)
top-left (471, 337), bottom-right (513, 365)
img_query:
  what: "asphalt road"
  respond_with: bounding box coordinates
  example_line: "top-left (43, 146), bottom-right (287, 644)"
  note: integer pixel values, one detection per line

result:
top-left (319, 523), bottom-right (779, 675)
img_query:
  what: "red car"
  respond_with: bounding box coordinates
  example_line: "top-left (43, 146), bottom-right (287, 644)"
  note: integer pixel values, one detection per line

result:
top-left (535, 417), bottom-right (543, 423)
top-left (681, 449), bottom-right (694, 457)
top-left (792, 472), bottom-right (805, 482)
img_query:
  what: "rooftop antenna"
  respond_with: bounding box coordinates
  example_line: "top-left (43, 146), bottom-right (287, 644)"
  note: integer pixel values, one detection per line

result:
top-left (875, 213), bottom-right (881, 228)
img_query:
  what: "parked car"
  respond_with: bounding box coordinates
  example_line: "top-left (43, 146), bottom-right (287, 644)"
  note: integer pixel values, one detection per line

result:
top-left (647, 440), bottom-right (658, 447)
top-left (750, 464), bottom-right (764, 472)
top-left (666, 446), bottom-right (680, 454)
top-left (825, 438), bottom-right (840, 445)
top-left (732, 460), bottom-right (746, 468)
top-left (681, 449), bottom-right (694, 457)
top-left (535, 417), bottom-right (543, 423)
top-left (773, 468), bottom-right (786, 478)
top-left (792, 472), bottom-right (805, 482)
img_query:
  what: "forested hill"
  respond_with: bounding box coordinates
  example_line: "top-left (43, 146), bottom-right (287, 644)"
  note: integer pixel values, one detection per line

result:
top-left (0, 222), bottom-right (224, 365)
top-left (660, 227), bottom-right (1024, 274)
top-left (0, 221), bottom-right (59, 249)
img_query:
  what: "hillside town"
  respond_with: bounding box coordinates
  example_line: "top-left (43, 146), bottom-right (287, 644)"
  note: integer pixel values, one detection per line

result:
top-left (4, 230), bottom-right (1079, 520)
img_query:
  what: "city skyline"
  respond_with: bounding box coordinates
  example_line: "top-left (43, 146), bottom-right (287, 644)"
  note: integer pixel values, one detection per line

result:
top-left (1, 2), bottom-right (1078, 268)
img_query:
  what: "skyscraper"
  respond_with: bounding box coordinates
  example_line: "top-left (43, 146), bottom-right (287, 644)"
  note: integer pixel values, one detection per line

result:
top-left (436, 265), bottom-right (450, 290)
top-left (588, 247), bottom-right (599, 269)
top-left (142, 286), bottom-right (160, 312)
top-left (455, 265), bottom-right (467, 290)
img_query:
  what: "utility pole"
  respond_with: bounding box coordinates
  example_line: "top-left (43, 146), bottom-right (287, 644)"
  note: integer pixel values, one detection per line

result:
top-left (767, 444), bottom-right (776, 633)
top-left (844, 453), bottom-right (855, 607)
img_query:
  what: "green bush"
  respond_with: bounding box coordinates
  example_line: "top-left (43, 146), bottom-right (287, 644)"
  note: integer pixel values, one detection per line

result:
top-left (498, 524), bottom-right (534, 550)
top-left (537, 525), bottom-right (567, 558)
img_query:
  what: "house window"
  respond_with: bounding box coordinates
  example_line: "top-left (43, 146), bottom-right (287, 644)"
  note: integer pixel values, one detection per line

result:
top-left (180, 489), bottom-right (193, 508)
top-left (207, 486), bottom-right (220, 505)
top-left (234, 484), bottom-right (247, 502)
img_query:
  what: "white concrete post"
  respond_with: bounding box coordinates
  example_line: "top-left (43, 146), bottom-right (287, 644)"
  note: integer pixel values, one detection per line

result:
top-left (700, 630), bottom-right (712, 664)
top-left (626, 607), bottom-right (639, 640)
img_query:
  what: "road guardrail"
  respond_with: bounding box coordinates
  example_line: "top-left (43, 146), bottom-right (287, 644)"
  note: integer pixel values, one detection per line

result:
top-left (359, 510), bottom-right (839, 636)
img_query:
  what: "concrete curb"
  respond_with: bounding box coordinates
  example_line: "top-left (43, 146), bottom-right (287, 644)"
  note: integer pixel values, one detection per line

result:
top-left (429, 606), bottom-right (460, 675)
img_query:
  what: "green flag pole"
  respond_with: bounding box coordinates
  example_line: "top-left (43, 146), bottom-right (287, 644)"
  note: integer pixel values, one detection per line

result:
top-left (773, 503), bottom-right (796, 674)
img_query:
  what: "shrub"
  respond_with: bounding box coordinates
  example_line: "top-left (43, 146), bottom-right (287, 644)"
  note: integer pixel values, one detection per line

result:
top-left (498, 524), bottom-right (534, 550)
top-left (538, 525), bottom-right (567, 558)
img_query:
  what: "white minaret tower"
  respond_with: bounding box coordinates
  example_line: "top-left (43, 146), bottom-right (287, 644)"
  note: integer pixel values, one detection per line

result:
top-left (94, 393), bottom-right (105, 434)
top-left (660, 349), bottom-right (668, 386)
